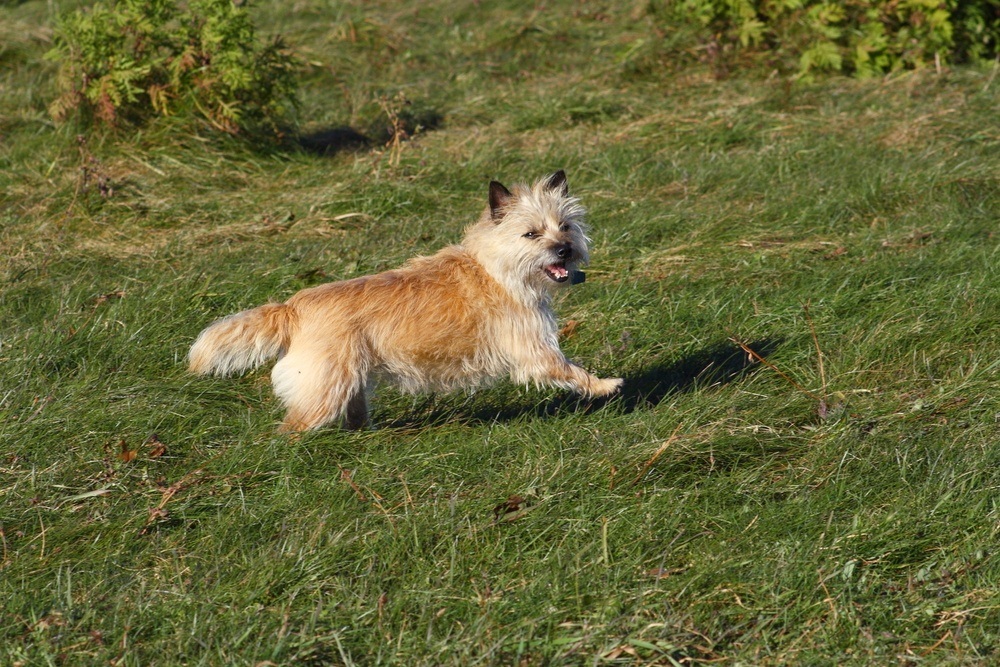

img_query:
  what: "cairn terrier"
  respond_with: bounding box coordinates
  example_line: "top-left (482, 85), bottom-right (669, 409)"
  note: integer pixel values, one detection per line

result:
top-left (188, 170), bottom-right (622, 431)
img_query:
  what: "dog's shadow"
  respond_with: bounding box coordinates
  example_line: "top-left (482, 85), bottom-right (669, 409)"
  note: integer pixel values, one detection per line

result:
top-left (382, 338), bottom-right (781, 429)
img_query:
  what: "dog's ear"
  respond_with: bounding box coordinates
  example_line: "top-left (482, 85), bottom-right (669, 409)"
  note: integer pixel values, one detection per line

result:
top-left (543, 170), bottom-right (569, 196)
top-left (489, 181), bottom-right (513, 221)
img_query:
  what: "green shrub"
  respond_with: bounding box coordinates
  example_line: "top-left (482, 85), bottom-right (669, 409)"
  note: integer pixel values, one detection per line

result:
top-left (47, 0), bottom-right (298, 136)
top-left (654, 0), bottom-right (1000, 78)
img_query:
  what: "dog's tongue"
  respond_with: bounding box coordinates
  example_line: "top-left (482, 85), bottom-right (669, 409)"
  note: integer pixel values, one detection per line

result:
top-left (547, 264), bottom-right (569, 280)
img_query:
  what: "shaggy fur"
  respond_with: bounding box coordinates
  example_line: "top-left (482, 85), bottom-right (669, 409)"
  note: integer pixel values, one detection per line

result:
top-left (189, 171), bottom-right (622, 431)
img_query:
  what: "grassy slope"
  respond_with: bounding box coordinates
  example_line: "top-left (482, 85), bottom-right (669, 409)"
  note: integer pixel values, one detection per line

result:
top-left (2, 1), bottom-right (1000, 664)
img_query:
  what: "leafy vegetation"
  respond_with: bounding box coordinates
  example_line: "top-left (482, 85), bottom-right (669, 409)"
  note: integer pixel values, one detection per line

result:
top-left (2, 0), bottom-right (1000, 665)
top-left (47, 0), bottom-right (298, 135)
top-left (652, 0), bottom-right (1000, 78)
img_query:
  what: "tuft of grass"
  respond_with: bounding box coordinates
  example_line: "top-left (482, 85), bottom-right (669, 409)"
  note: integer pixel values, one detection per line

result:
top-left (2, 1), bottom-right (999, 664)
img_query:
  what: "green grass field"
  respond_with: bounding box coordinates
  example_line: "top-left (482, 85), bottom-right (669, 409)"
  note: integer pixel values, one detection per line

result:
top-left (3, 1), bottom-right (1000, 664)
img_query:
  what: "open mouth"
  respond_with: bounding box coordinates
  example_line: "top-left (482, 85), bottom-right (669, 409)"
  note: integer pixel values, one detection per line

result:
top-left (544, 262), bottom-right (570, 282)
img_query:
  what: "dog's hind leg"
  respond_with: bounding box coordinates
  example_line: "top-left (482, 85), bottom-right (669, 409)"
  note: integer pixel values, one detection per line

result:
top-left (343, 386), bottom-right (370, 430)
top-left (272, 345), bottom-right (367, 432)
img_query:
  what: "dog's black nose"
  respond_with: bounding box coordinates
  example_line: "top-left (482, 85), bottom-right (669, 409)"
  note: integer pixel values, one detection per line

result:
top-left (555, 243), bottom-right (572, 259)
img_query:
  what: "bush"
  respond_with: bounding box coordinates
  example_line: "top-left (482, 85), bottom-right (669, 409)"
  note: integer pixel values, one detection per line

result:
top-left (47, 0), bottom-right (298, 136)
top-left (653, 0), bottom-right (1000, 78)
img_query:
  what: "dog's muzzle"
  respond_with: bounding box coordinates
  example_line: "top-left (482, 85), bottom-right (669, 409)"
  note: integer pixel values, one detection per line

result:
top-left (543, 243), bottom-right (575, 282)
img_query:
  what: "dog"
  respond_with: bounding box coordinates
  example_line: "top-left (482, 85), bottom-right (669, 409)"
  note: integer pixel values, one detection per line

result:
top-left (188, 170), bottom-right (622, 431)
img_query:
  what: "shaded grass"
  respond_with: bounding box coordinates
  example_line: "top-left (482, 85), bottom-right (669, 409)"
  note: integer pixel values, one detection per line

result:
top-left (3, 0), bottom-right (1000, 664)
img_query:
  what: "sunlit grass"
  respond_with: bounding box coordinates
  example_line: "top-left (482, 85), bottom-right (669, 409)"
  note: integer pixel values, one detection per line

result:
top-left (2, 1), bottom-right (999, 664)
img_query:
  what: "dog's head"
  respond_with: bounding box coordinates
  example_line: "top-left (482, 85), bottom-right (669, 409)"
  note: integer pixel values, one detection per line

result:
top-left (464, 170), bottom-right (590, 299)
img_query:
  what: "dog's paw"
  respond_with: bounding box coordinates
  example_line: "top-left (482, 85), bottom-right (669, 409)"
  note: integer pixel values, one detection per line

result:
top-left (592, 377), bottom-right (623, 397)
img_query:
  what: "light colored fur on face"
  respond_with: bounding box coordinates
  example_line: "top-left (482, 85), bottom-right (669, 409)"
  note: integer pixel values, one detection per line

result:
top-left (188, 171), bottom-right (622, 432)
top-left (462, 177), bottom-right (589, 303)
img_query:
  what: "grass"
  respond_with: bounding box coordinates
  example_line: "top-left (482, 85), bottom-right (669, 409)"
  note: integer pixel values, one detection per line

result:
top-left (2, 0), bottom-right (1000, 664)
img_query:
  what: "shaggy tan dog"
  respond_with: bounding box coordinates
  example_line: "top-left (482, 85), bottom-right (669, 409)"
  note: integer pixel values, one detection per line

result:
top-left (189, 171), bottom-right (621, 431)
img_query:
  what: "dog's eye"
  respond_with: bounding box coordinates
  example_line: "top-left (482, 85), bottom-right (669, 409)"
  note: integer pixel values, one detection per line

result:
top-left (559, 224), bottom-right (571, 232)
top-left (522, 231), bottom-right (540, 239)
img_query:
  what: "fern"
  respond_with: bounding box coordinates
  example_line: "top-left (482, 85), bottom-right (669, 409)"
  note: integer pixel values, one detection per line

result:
top-left (47, 0), bottom-right (298, 137)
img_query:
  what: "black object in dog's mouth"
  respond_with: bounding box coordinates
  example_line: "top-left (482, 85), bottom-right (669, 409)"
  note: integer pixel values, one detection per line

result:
top-left (544, 262), bottom-right (570, 282)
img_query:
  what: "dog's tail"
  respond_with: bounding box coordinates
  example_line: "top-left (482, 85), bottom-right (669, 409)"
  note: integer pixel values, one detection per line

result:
top-left (189, 303), bottom-right (296, 376)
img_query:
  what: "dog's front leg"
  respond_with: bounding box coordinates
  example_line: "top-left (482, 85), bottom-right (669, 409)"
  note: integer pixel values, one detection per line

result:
top-left (516, 347), bottom-right (622, 397)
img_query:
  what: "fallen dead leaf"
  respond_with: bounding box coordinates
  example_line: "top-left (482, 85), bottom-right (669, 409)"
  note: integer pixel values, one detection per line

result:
top-left (147, 507), bottom-right (169, 523)
top-left (93, 290), bottom-right (126, 306)
top-left (493, 494), bottom-right (525, 522)
top-left (559, 320), bottom-right (579, 339)
top-left (139, 469), bottom-right (206, 535)
top-left (645, 566), bottom-right (687, 579)
top-left (32, 613), bottom-right (67, 632)
top-left (117, 439), bottom-right (137, 463)
top-left (491, 494), bottom-right (541, 524)
top-left (145, 433), bottom-right (166, 458)
top-left (602, 645), bottom-right (639, 660)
